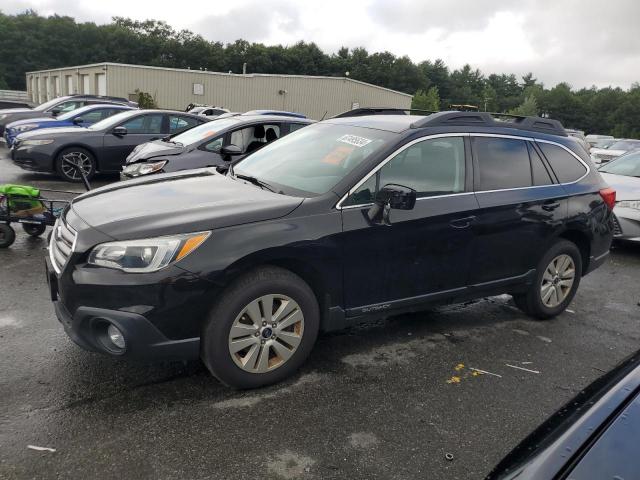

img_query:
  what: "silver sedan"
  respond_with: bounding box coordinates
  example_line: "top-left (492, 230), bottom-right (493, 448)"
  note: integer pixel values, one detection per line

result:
top-left (599, 151), bottom-right (640, 242)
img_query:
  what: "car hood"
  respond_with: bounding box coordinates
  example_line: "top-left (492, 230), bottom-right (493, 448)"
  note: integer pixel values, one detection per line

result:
top-left (592, 148), bottom-right (625, 156)
top-left (6, 117), bottom-right (57, 128)
top-left (600, 173), bottom-right (640, 201)
top-left (0, 107), bottom-right (34, 114)
top-left (126, 140), bottom-right (185, 164)
top-left (18, 126), bottom-right (90, 139)
top-left (69, 168), bottom-right (304, 240)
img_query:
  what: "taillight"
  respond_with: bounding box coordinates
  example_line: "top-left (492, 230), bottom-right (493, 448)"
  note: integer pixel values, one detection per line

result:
top-left (599, 187), bottom-right (616, 210)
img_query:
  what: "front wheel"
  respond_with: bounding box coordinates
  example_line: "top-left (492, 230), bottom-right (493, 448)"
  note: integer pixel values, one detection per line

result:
top-left (0, 224), bottom-right (16, 248)
top-left (514, 239), bottom-right (582, 320)
top-left (201, 266), bottom-right (320, 389)
top-left (55, 147), bottom-right (96, 183)
top-left (22, 223), bottom-right (47, 237)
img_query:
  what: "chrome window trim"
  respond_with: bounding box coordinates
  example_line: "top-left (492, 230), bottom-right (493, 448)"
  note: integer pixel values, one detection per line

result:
top-left (335, 132), bottom-right (591, 210)
top-left (48, 218), bottom-right (77, 275)
top-left (335, 133), bottom-right (469, 209)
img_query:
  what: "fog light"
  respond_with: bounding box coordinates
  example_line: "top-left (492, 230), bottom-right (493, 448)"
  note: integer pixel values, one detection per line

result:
top-left (107, 324), bottom-right (125, 349)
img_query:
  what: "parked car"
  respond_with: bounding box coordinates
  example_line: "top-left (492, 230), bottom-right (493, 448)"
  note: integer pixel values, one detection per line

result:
top-left (121, 114), bottom-right (314, 179)
top-left (11, 109), bottom-right (207, 182)
top-left (0, 95), bottom-right (138, 138)
top-left (4, 104), bottom-right (136, 147)
top-left (243, 110), bottom-right (308, 119)
top-left (187, 105), bottom-right (230, 119)
top-left (591, 138), bottom-right (640, 164)
top-left (589, 138), bottom-right (616, 151)
top-left (486, 349), bottom-right (640, 480)
top-left (565, 128), bottom-right (590, 153)
top-left (46, 111), bottom-right (614, 388)
top-left (598, 151), bottom-right (640, 242)
top-left (585, 133), bottom-right (614, 148)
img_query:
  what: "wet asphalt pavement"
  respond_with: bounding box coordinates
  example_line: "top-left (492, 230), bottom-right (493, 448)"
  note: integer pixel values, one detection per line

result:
top-left (1, 151), bottom-right (639, 480)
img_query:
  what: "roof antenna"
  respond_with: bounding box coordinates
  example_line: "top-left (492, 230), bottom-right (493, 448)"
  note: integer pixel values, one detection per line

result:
top-left (320, 110), bottom-right (328, 121)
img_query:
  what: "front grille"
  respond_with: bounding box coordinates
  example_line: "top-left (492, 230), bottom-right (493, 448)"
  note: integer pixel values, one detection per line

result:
top-left (49, 217), bottom-right (77, 274)
top-left (612, 215), bottom-right (623, 237)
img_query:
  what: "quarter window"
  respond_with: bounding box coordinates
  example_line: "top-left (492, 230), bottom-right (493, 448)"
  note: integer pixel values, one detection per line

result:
top-left (528, 143), bottom-right (554, 186)
top-left (345, 136), bottom-right (466, 205)
top-left (475, 137), bottom-right (532, 190)
top-left (538, 142), bottom-right (588, 183)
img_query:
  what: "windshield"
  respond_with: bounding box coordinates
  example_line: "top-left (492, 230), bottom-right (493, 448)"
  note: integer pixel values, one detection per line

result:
top-left (599, 152), bottom-right (640, 177)
top-left (233, 123), bottom-right (394, 196)
top-left (170, 118), bottom-right (240, 145)
top-left (608, 140), bottom-right (640, 151)
top-left (88, 110), bottom-right (136, 130)
top-left (34, 97), bottom-right (70, 112)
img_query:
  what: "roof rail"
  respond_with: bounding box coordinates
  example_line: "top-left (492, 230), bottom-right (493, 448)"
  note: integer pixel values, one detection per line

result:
top-left (332, 107), bottom-right (437, 118)
top-left (409, 111), bottom-right (567, 137)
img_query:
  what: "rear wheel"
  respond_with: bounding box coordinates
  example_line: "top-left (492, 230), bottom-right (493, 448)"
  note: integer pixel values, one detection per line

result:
top-left (22, 223), bottom-right (47, 237)
top-left (201, 266), bottom-right (320, 389)
top-left (55, 147), bottom-right (96, 183)
top-left (0, 224), bottom-right (16, 248)
top-left (514, 239), bottom-right (582, 320)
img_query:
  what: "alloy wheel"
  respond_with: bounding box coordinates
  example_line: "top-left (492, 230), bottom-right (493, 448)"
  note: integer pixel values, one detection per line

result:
top-left (540, 254), bottom-right (575, 308)
top-left (61, 152), bottom-right (92, 180)
top-left (228, 294), bottom-right (304, 373)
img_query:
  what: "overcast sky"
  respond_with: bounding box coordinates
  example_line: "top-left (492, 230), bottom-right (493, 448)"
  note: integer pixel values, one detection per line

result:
top-left (3, 0), bottom-right (639, 89)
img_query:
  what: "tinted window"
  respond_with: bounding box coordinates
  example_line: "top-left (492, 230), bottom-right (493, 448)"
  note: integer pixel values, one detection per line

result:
top-left (121, 114), bottom-right (163, 134)
top-left (599, 152), bottom-right (640, 177)
top-left (204, 136), bottom-right (224, 152)
top-left (538, 142), bottom-right (587, 183)
top-left (345, 137), bottom-right (466, 205)
top-left (75, 110), bottom-right (105, 124)
top-left (169, 115), bottom-right (200, 134)
top-left (528, 143), bottom-right (554, 186)
top-left (475, 137), bottom-right (532, 190)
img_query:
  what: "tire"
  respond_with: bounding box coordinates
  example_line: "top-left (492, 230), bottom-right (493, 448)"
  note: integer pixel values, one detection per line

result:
top-left (0, 224), bottom-right (16, 248)
top-left (514, 239), bottom-right (582, 320)
top-left (22, 223), bottom-right (47, 237)
top-left (55, 147), bottom-right (96, 183)
top-left (201, 266), bottom-right (320, 389)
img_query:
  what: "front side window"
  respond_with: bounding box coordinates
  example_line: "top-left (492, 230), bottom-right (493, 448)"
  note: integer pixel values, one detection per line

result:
top-left (344, 136), bottom-right (466, 205)
top-left (475, 137), bottom-right (532, 190)
top-left (230, 124), bottom-right (281, 154)
top-left (204, 136), bottom-right (224, 152)
top-left (233, 123), bottom-right (394, 196)
top-left (538, 142), bottom-right (587, 183)
top-left (121, 114), bottom-right (163, 134)
top-left (55, 100), bottom-right (84, 113)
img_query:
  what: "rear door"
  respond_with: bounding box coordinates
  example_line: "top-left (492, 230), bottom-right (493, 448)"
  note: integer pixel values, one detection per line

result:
top-left (101, 113), bottom-right (165, 171)
top-left (468, 134), bottom-right (568, 287)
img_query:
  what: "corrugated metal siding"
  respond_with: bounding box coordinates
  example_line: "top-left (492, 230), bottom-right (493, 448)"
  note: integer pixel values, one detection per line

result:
top-left (27, 63), bottom-right (412, 118)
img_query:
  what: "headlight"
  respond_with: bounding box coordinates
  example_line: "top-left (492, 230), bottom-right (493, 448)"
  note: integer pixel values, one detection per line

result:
top-left (122, 160), bottom-right (168, 177)
top-left (87, 231), bottom-right (210, 273)
top-left (617, 200), bottom-right (640, 210)
top-left (21, 139), bottom-right (54, 146)
top-left (15, 124), bottom-right (38, 132)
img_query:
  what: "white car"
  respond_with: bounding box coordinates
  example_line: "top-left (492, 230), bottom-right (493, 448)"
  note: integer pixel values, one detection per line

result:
top-left (586, 134), bottom-right (614, 148)
top-left (187, 106), bottom-right (230, 119)
top-left (590, 139), bottom-right (640, 165)
top-left (599, 151), bottom-right (640, 242)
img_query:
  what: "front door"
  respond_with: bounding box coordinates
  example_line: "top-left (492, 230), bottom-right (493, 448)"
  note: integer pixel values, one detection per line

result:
top-left (101, 113), bottom-right (165, 171)
top-left (340, 135), bottom-right (479, 313)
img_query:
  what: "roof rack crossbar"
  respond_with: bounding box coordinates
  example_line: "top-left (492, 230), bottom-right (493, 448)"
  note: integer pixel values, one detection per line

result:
top-left (332, 107), bottom-right (437, 118)
top-left (409, 111), bottom-right (567, 136)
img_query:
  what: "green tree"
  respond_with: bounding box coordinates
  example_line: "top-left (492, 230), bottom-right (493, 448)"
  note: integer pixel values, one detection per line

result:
top-left (508, 95), bottom-right (538, 116)
top-left (412, 86), bottom-right (440, 111)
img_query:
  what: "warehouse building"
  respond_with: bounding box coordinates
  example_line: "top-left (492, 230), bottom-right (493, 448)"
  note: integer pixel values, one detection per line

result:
top-left (25, 62), bottom-right (412, 119)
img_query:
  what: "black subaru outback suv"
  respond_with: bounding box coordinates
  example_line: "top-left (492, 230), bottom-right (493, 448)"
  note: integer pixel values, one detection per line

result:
top-left (46, 110), bottom-right (615, 388)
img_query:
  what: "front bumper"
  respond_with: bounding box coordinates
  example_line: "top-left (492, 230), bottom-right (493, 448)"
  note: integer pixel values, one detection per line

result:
top-left (613, 211), bottom-right (640, 242)
top-left (11, 146), bottom-right (53, 172)
top-left (46, 255), bottom-right (204, 361)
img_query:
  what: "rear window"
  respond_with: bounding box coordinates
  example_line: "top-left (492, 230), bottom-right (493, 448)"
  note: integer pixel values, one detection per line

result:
top-left (538, 143), bottom-right (587, 183)
top-left (474, 137), bottom-right (532, 190)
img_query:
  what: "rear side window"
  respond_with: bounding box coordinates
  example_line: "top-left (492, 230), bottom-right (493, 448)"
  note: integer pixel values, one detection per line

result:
top-left (538, 142), bottom-right (588, 183)
top-left (475, 137), bottom-right (532, 190)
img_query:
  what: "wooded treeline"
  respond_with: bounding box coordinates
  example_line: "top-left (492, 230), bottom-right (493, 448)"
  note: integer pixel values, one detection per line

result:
top-left (1, 11), bottom-right (638, 136)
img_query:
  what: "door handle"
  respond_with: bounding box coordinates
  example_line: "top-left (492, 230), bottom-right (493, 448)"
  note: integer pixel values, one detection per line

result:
top-left (542, 201), bottom-right (560, 212)
top-left (449, 216), bottom-right (476, 229)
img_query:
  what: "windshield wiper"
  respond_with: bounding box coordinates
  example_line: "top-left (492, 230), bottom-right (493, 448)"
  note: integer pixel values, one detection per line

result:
top-left (234, 174), bottom-right (276, 192)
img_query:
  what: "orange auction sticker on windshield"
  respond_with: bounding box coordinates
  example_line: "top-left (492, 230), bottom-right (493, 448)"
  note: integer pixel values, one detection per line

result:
top-left (322, 145), bottom-right (354, 165)
top-left (202, 131), bottom-right (217, 138)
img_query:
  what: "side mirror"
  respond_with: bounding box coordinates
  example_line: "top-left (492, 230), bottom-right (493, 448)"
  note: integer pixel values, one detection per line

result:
top-left (220, 144), bottom-right (242, 160)
top-left (72, 117), bottom-right (83, 125)
top-left (50, 108), bottom-right (62, 117)
top-left (112, 126), bottom-right (127, 136)
top-left (367, 184), bottom-right (416, 225)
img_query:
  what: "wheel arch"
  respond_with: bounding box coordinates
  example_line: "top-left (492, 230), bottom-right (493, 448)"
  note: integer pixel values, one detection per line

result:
top-left (557, 229), bottom-right (591, 275)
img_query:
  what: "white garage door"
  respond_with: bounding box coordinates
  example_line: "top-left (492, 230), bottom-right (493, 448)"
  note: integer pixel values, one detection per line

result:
top-left (96, 73), bottom-right (106, 96)
top-left (66, 76), bottom-right (73, 95)
top-left (82, 75), bottom-right (90, 95)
